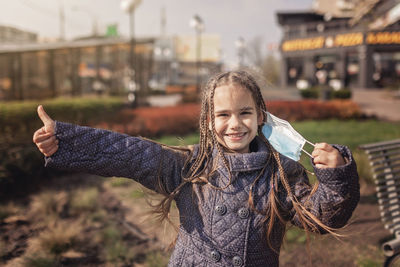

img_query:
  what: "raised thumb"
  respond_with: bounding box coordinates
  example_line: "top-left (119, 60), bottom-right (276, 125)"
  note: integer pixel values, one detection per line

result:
top-left (37, 105), bottom-right (54, 133)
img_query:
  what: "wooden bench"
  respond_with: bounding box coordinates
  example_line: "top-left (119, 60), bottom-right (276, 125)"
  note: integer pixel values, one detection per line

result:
top-left (360, 139), bottom-right (400, 266)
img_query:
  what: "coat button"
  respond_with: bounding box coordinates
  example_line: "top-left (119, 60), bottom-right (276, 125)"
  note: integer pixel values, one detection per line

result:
top-left (232, 256), bottom-right (243, 266)
top-left (210, 250), bottom-right (221, 262)
top-left (238, 207), bottom-right (249, 219)
top-left (215, 204), bottom-right (227, 216)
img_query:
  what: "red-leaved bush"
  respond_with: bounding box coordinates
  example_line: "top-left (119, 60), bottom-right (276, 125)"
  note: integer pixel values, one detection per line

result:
top-left (95, 100), bottom-right (361, 138)
top-left (266, 100), bottom-right (361, 121)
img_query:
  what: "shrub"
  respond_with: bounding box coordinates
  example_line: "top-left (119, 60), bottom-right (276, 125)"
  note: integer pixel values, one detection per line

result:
top-left (96, 103), bottom-right (200, 138)
top-left (300, 86), bottom-right (352, 100)
top-left (0, 97), bottom-right (125, 198)
top-left (96, 100), bottom-right (362, 138)
top-left (332, 89), bottom-right (352, 99)
top-left (266, 100), bottom-right (361, 121)
top-left (299, 88), bottom-right (319, 99)
top-left (0, 97), bottom-right (124, 145)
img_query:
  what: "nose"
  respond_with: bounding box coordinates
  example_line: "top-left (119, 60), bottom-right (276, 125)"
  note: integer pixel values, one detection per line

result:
top-left (229, 115), bottom-right (241, 129)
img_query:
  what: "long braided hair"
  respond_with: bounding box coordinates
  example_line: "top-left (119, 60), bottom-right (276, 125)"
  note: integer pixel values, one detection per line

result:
top-left (154, 70), bottom-right (338, 251)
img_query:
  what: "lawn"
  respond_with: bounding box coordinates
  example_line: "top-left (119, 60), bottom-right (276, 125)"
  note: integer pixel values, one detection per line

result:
top-left (157, 119), bottom-right (400, 150)
top-left (157, 119), bottom-right (400, 183)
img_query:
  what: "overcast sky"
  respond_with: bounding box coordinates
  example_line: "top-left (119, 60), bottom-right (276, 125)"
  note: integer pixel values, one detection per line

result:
top-left (0, 0), bottom-right (313, 64)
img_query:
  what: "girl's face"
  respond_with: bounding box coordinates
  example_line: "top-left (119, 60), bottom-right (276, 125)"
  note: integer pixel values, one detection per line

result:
top-left (212, 84), bottom-right (263, 153)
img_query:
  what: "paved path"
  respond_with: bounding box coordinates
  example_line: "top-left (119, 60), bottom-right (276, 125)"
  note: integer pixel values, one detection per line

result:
top-left (262, 87), bottom-right (400, 122)
top-left (146, 87), bottom-right (400, 122)
top-left (352, 89), bottom-right (400, 122)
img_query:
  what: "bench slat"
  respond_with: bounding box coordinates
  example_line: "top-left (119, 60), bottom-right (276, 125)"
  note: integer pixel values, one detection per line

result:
top-left (360, 140), bottom-right (400, 237)
top-left (369, 150), bottom-right (400, 161)
top-left (371, 155), bottom-right (400, 166)
top-left (375, 171), bottom-right (400, 180)
top-left (375, 175), bottom-right (400, 185)
top-left (379, 195), bottom-right (400, 206)
top-left (360, 139), bottom-right (400, 151)
top-left (376, 184), bottom-right (400, 193)
top-left (373, 163), bottom-right (400, 173)
top-left (381, 207), bottom-right (400, 218)
top-left (382, 214), bottom-right (400, 225)
top-left (378, 187), bottom-right (400, 198)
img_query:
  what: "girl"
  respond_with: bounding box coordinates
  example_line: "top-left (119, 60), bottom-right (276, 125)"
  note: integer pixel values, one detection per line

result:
top-left (33, 71), bottom-right (359, 266)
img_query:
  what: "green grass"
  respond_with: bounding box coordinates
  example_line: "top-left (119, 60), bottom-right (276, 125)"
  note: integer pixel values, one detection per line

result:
top-left (156, 120), bottom-right (400, 149)
top-left (130, 190), bottom-right (145, 199)
top-left (156, 133), bottom-right (199, 146)
top-left (109, 177), bottom-right (132, 187)
top-left (292, 119), bottom-right (400, 151)
top-left (356, 256), bottom-right (382, 267)
top-left (285, 227), bottom-right (307, 244)
top-left (293, 120), bottom-right (400, 183)
top-left (144, 251), bottom-right (170, 267)
top-left (156, 119), bottom-right (400, 183)
top-left (101, 224), bottom-right (129, 264)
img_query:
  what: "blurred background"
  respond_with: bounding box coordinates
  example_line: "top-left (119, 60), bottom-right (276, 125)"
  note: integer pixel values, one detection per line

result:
top-left (1, 0), bottom-right (400, 266)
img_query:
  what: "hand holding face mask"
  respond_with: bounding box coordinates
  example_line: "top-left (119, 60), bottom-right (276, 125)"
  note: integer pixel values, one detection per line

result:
top-left (261, 112), bottom-right (345, 168)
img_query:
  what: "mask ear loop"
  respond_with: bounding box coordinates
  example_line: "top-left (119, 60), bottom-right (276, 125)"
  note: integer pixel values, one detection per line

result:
top-left (302, 139), bottom-right (315, 159)
top-left (302, 139), bottom-right (316, 176)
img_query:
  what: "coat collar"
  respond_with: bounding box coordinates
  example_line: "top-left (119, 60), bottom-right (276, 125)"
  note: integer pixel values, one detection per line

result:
top-left (218, 136), bottom-right (271, 172)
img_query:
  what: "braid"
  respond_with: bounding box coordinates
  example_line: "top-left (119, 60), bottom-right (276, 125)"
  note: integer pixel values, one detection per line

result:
top-left (208, 83), bottom-right (233, 189)
top-left (154, 69), bottom-right (341, 254)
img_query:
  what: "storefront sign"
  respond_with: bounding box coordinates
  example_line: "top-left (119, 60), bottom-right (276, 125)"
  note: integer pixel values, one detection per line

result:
top-left (282, 31), bottom-right (400, 52)
top-left (333, 33), bottom-right (364, 47)
top-left (366, 32), bottom-right (400, 45)
top-left (282, 33), bottom-right (362, 51)
top-left (282, 37), bottom-right (324, 52)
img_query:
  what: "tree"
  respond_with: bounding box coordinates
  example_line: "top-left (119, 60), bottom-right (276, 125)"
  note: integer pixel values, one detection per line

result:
top-left (244, 36), bottom-right (281, 86)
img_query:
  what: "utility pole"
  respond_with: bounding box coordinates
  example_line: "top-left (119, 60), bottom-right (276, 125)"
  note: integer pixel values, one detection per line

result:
top-left (59, 0), bottom-right (66, 40)
top-left (161, 6), bottom-right (166, 36)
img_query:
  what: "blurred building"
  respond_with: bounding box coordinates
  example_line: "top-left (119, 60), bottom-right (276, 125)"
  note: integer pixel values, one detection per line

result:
top-left (0, 33), bottom-right (154, 101)
top-left (277, 0), bottom-right (400, 89)
top-left (0, 25), bottom-right (38, 44)
top-left (0, 20), bottom-right (222, 101)
top-left (150, 34), bottom-right (222, 93)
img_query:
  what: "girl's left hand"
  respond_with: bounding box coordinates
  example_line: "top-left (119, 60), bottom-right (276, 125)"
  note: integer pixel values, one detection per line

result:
top-left (311, 143), bottom-right (345, 169)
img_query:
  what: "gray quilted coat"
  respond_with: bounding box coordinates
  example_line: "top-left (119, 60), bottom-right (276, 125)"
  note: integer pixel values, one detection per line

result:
top-left (45, 122), bottom-right (360, 267)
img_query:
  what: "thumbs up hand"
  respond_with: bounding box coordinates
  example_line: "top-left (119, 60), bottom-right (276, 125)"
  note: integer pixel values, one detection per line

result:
top-left (33, 105), bottom-right (58, 157)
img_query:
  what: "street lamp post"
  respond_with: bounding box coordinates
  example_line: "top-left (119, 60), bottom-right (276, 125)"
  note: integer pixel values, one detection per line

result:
top-left (190, 14), bottom-right (204, 94)
top-left (121, 0), bottom-right (142, 106)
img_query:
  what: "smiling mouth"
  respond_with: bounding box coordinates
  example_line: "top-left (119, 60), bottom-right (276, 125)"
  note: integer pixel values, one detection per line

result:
top-left (226, 132), bottom-right (247, 140)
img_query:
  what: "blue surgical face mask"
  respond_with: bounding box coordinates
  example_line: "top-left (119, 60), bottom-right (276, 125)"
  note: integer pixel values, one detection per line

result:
top-left (261, 111), bottom-right (314, 161)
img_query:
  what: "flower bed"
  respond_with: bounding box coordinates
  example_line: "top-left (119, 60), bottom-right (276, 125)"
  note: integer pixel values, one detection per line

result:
top-left (266, 100), bottom-right (361, 121)
top-left (98, 100), bottom-right (362, 138)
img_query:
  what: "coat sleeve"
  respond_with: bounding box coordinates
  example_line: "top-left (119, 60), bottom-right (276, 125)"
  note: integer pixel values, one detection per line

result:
top-left (282, 144), bottom-right (360, 233)
top-left (45, 121), bottom-right (189, 194)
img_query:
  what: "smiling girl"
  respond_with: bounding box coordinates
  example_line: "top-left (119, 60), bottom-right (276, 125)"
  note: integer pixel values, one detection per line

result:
top-left (33, 70), bottom-right (359, 266)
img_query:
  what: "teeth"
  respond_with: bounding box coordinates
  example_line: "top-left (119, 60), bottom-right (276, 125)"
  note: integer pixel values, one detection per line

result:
top-left (228, 133), bottom-right (245, 137)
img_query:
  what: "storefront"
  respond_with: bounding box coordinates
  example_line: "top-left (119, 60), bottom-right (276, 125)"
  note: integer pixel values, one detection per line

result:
top-left (277, 1), bottom-right (400, 89)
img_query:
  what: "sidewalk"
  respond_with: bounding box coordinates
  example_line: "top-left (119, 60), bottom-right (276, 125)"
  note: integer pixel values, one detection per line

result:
top-left (262, 87), bottom-right (400, 122)
top-left (146, 87), bottom-right (400, 122)
top-left (352, 89), bottom-right (400, 122)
